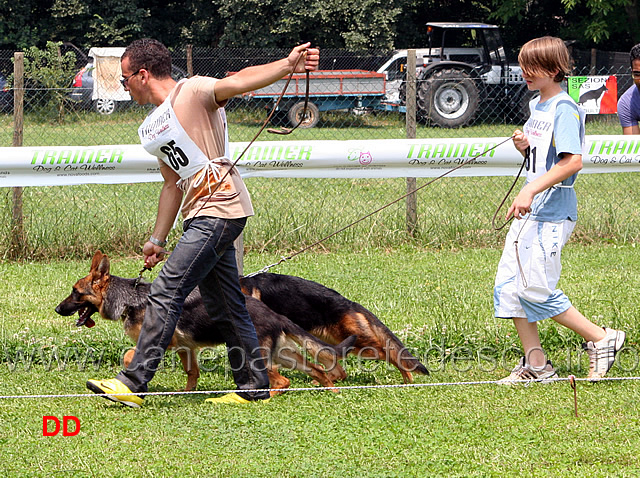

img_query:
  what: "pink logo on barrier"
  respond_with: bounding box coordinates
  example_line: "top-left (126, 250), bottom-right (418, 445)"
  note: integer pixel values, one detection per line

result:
top-left (358, 151), bottom-right (373, 165)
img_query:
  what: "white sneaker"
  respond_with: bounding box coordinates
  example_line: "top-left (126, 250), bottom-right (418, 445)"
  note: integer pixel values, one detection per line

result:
top-left (497, 357), bottom-right (558, 385)
top-left (584, 327), bottom-right (626, 381)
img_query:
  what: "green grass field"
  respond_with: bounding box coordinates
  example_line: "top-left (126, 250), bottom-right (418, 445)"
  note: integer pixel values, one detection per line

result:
top-left (1, 247), bottom-right (639, 476)
top-left (1, 107), bottom-right (638, 475)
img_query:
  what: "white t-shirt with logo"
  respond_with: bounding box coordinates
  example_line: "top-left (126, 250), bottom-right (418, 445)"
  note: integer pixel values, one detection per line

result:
top-left (523, 91), bottom-right (585, 222)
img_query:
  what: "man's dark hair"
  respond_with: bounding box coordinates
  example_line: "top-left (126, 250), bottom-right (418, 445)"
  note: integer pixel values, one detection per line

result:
top-left (630, 43), bottom-right (640, 66)
top-left (122, 39), bottom-right (172, 78)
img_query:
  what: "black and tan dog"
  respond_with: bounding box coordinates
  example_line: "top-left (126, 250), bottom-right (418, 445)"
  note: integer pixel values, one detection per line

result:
top-left (240, 272), bottom-right (429, 383)
top-left (55, 251), bottom-right (356, 395)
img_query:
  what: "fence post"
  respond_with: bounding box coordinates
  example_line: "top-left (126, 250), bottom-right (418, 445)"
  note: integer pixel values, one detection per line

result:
top-left (186, 44), bottom-right (194, 78)
top-left (234, 234), bottom-right (244, 276)
top-left (11, 52), bottom-right (25, 258)
top-left (405, 49), bottom-right (418, 236)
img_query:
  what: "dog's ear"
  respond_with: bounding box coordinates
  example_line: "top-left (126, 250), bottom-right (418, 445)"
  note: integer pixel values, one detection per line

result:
top-left (91, 253), bottom-right (110, 283)
top-left (90, 250), bottom-right (103, 272)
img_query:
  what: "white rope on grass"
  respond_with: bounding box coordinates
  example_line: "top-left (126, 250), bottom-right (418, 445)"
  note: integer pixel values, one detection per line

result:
top-left (0, 375), bottom-right (639, 401)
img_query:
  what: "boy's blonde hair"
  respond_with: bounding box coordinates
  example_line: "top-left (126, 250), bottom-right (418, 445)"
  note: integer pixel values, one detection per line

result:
top-left (518, 36), bottom-right (570, 82)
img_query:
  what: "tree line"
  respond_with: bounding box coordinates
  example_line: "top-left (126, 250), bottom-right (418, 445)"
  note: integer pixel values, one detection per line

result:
top-left (0, 0), bottom-right (638, 54)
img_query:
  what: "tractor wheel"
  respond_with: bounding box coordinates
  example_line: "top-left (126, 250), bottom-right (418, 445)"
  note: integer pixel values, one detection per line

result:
top-left (287, 101), bottom-right (320, 129)
top-left (417, 68), bottom-right (479, 127)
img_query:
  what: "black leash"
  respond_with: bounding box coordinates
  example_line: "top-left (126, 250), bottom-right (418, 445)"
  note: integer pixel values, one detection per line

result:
top-left (189, 50), bottom-right (310, 219)
top-left (120, 266), bottom-right (152, 320)
top-left (134, 266), bottom-right (151, 288)
top-left (491, 146), bottom-right (529, 231)
top-left (247, 135), bottom-right (517, 277)
top-left (266, 59), bottom-right (310, 135)
top-left (490, 146), bottom-right (534, 288)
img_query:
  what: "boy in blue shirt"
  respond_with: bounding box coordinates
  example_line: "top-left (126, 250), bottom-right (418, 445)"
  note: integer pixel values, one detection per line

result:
top-left (495, 36), bottom-right (625, 383)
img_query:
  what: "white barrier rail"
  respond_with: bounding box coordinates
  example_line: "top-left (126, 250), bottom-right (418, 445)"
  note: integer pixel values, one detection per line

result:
top-left (1, 136), bottom-right (639, 187)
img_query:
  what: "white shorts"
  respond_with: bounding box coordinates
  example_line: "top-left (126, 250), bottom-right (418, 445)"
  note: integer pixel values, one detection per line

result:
top-left (494, 218), bottom-right (574, 322)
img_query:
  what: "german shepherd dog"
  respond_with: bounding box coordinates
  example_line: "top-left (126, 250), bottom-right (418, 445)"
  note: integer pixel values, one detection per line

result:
top-left (239, 272), bottom-right (429, 383)
top-left (55, 251), bottom-right (356, 395)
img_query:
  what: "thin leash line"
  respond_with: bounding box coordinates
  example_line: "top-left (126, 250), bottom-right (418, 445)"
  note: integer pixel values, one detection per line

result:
top-left (189, 50), bottom-right (310, 219)
top-left (491, 146), bottom-right (529, 232)
top-left (2, 375), bottom-right (638, 400)
top-left (490, 146), bottom-right (531, 287)
top-left (492, 147), bottom-right (557, 289)
top-left (247, 135), bottom-right (517, 277)
top-left (119, 266), bottom-right (152, 320)
top-left (511, 188), bottom-right (557, 288)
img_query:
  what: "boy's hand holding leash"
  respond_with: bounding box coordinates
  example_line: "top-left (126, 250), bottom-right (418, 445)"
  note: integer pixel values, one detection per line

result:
top-left (512, 129), bottom-right (530, 155)
top-left (508, 129), bottom-right (534, 220)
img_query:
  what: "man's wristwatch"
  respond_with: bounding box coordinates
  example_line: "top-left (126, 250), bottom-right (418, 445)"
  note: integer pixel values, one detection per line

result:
top-left (149, 236), bottom-right (167, 248)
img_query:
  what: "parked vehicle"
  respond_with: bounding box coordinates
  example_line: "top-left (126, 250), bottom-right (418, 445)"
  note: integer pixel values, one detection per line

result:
top-left (413, 22), bottom-right (529, 127)
top-left (0, 73), bottom-right (13, 114)
top-left (69, 47), bottom-right (186, 115)
top-left (70, 60), bottom-right (120, 114)
top-left (234, 69), bottom-right (388, 128)
top-left (238, 23), bottom-right (530, 129)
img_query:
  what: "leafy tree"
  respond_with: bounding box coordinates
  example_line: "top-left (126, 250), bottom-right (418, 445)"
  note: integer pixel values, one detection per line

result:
top-left (137, 0), bottom-right (198, 47)
top-left (16, 41), bottom-right (78, 122)
top-left (562, 0), bottom-right (638, 47)
top-left (50, 0), bottom-right (91, 47)
top-left (1, 0), bottom-right (639, 52)
top-left (51, 0), bottom-right (202, 48)
top-left (276, 0), bottom-right (404, 49)
top-left (186, 5), bottom-right (226, 48)
top-left (216, 0), bottom-right (405, 49)
top-left (490, 0), bottom-right (639, 50)
top-left (52, 0), bottom-right (149, 47)
top-left (0, 0), bottom-right (56, 49)
top-left (215, 0), bottom-right (290, 48)
top-left (395, 0), bottom-right (493, 49)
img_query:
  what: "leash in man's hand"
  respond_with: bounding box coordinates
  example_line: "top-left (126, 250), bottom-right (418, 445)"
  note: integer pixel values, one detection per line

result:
top-left (142, 47), bottom-right (313, 274)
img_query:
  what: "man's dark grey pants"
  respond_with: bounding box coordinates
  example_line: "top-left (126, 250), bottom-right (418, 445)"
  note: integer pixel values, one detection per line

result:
top-left (117, 216), bottom-right (270, 401)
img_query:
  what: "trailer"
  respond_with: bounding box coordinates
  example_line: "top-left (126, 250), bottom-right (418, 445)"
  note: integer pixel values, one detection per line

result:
top-left (235, 69), bottom-right (388, 128)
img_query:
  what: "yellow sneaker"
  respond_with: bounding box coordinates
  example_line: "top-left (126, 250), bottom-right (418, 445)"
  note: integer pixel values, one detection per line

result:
top-left (86, 378), bottom-right (144, 408)
top-left (204, 392), bottom-right (270, 405)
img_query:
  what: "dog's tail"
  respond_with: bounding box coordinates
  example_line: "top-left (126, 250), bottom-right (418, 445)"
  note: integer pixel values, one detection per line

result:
top-left (364, 313), bottom-right (430, 380)
top-left (383, 330), bottom-right (430, 378)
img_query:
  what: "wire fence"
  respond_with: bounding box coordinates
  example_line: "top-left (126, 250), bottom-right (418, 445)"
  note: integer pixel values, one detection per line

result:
top-left (0, 47), bottom-right (638, 260)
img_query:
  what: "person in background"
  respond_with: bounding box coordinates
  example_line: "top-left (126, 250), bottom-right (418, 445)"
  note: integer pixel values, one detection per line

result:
top-left (617, 43), bottom-right (640, 134)
top-left (496, 36), bottom-right (625, 384)
top-left (86, 39), bottom-right (320, 407)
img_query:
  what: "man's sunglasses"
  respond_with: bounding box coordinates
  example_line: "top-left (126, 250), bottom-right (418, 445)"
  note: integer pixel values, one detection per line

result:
top-left (121, 69), bottom-right (141, 87)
